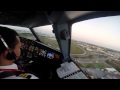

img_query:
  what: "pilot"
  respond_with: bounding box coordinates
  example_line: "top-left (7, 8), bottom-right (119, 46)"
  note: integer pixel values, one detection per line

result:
top-left (0, 26), bottom-right (39, 79)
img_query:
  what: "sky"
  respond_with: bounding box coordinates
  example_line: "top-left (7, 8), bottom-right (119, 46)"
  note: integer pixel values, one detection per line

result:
top-left (33, 25), bottom-right (54, 36)
top-left (72, 15), bottom-right (120, 52)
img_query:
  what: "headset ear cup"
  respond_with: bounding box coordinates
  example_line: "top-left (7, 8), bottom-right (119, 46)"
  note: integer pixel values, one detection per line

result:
top-left (6, 52), bottom-right (16, 60)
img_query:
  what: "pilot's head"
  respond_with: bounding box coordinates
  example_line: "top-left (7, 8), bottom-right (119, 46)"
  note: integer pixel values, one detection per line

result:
top-left (0, 26), bottom-right (21, 65)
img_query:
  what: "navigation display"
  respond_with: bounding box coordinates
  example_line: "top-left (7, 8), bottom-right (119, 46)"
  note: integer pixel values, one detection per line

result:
top-left (47, 52), bottom-right (54, 59)
top-left (39, 49), bottom-right (47, 57)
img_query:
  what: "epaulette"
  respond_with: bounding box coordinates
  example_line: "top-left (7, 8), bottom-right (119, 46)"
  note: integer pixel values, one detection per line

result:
top-left (17, 73), bottom-right (32, 79)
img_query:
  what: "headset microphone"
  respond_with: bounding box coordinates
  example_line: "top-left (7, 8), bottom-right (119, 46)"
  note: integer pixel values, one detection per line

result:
top-left (0, 35), bottom-right (16, 60)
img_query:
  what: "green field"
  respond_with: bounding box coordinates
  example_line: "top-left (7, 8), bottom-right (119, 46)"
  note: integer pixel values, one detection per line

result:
top-left (70, 41), bottom-right (84, 54)
top-left (19, 33), bottom-right (36, 40)
top-left (40, 36), bottom-right (59, 49)
top-left (73, 60), bottom-right (112, 69)
top-left (81, 62), bottom-right (112, 69)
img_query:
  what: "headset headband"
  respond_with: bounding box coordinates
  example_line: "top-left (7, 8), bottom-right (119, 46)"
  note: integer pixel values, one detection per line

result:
top-left (0, 35), bottom-right (9, 50)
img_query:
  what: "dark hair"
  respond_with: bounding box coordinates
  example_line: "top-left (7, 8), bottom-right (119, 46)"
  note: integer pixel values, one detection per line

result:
top-left (0, 26), bottom-right (19, 55)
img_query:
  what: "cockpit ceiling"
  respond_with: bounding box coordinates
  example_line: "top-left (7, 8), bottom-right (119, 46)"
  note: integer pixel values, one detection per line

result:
top-left (0, 11), bottom-right (92, 27)
top-left (0, 11), bottom-right (51, 27)
top-left (0, 11), bottom-right (120, 28)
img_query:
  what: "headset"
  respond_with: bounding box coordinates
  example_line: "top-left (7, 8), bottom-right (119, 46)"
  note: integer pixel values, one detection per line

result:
top-left (0, 35), bottom-right (16, 60)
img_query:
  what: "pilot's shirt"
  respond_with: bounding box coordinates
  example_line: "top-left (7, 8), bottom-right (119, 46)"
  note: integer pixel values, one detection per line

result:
top-left (0, 63), bottom-right (39, 79)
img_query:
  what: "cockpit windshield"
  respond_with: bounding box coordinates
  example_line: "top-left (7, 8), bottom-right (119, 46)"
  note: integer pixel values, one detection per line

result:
top-left (0, 24), bottom-right (36, 40)
top-left (33, 25), bottom-right (60, 51)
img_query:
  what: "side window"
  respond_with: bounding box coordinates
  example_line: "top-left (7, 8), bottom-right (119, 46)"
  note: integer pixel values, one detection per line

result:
top-left (70, 15), bottom-right (120, 72)
top-left (33, 25), bottom-right (60, 51)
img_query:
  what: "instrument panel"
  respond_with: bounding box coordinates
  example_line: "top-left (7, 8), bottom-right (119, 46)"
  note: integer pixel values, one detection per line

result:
top-left (17, 37), bottom-right (63, 66)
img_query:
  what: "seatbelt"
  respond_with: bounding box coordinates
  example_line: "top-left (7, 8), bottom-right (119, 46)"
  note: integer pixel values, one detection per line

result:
top-left (0, 72), bottom-right (16, 78)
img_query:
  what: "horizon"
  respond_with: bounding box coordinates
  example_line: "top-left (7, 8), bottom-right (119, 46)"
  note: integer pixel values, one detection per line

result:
top-left (71, 38), bottom-right (120, 52)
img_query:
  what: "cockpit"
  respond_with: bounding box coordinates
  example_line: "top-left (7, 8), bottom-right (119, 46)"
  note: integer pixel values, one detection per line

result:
top-left (0, 11), bottom-right (120, 79)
